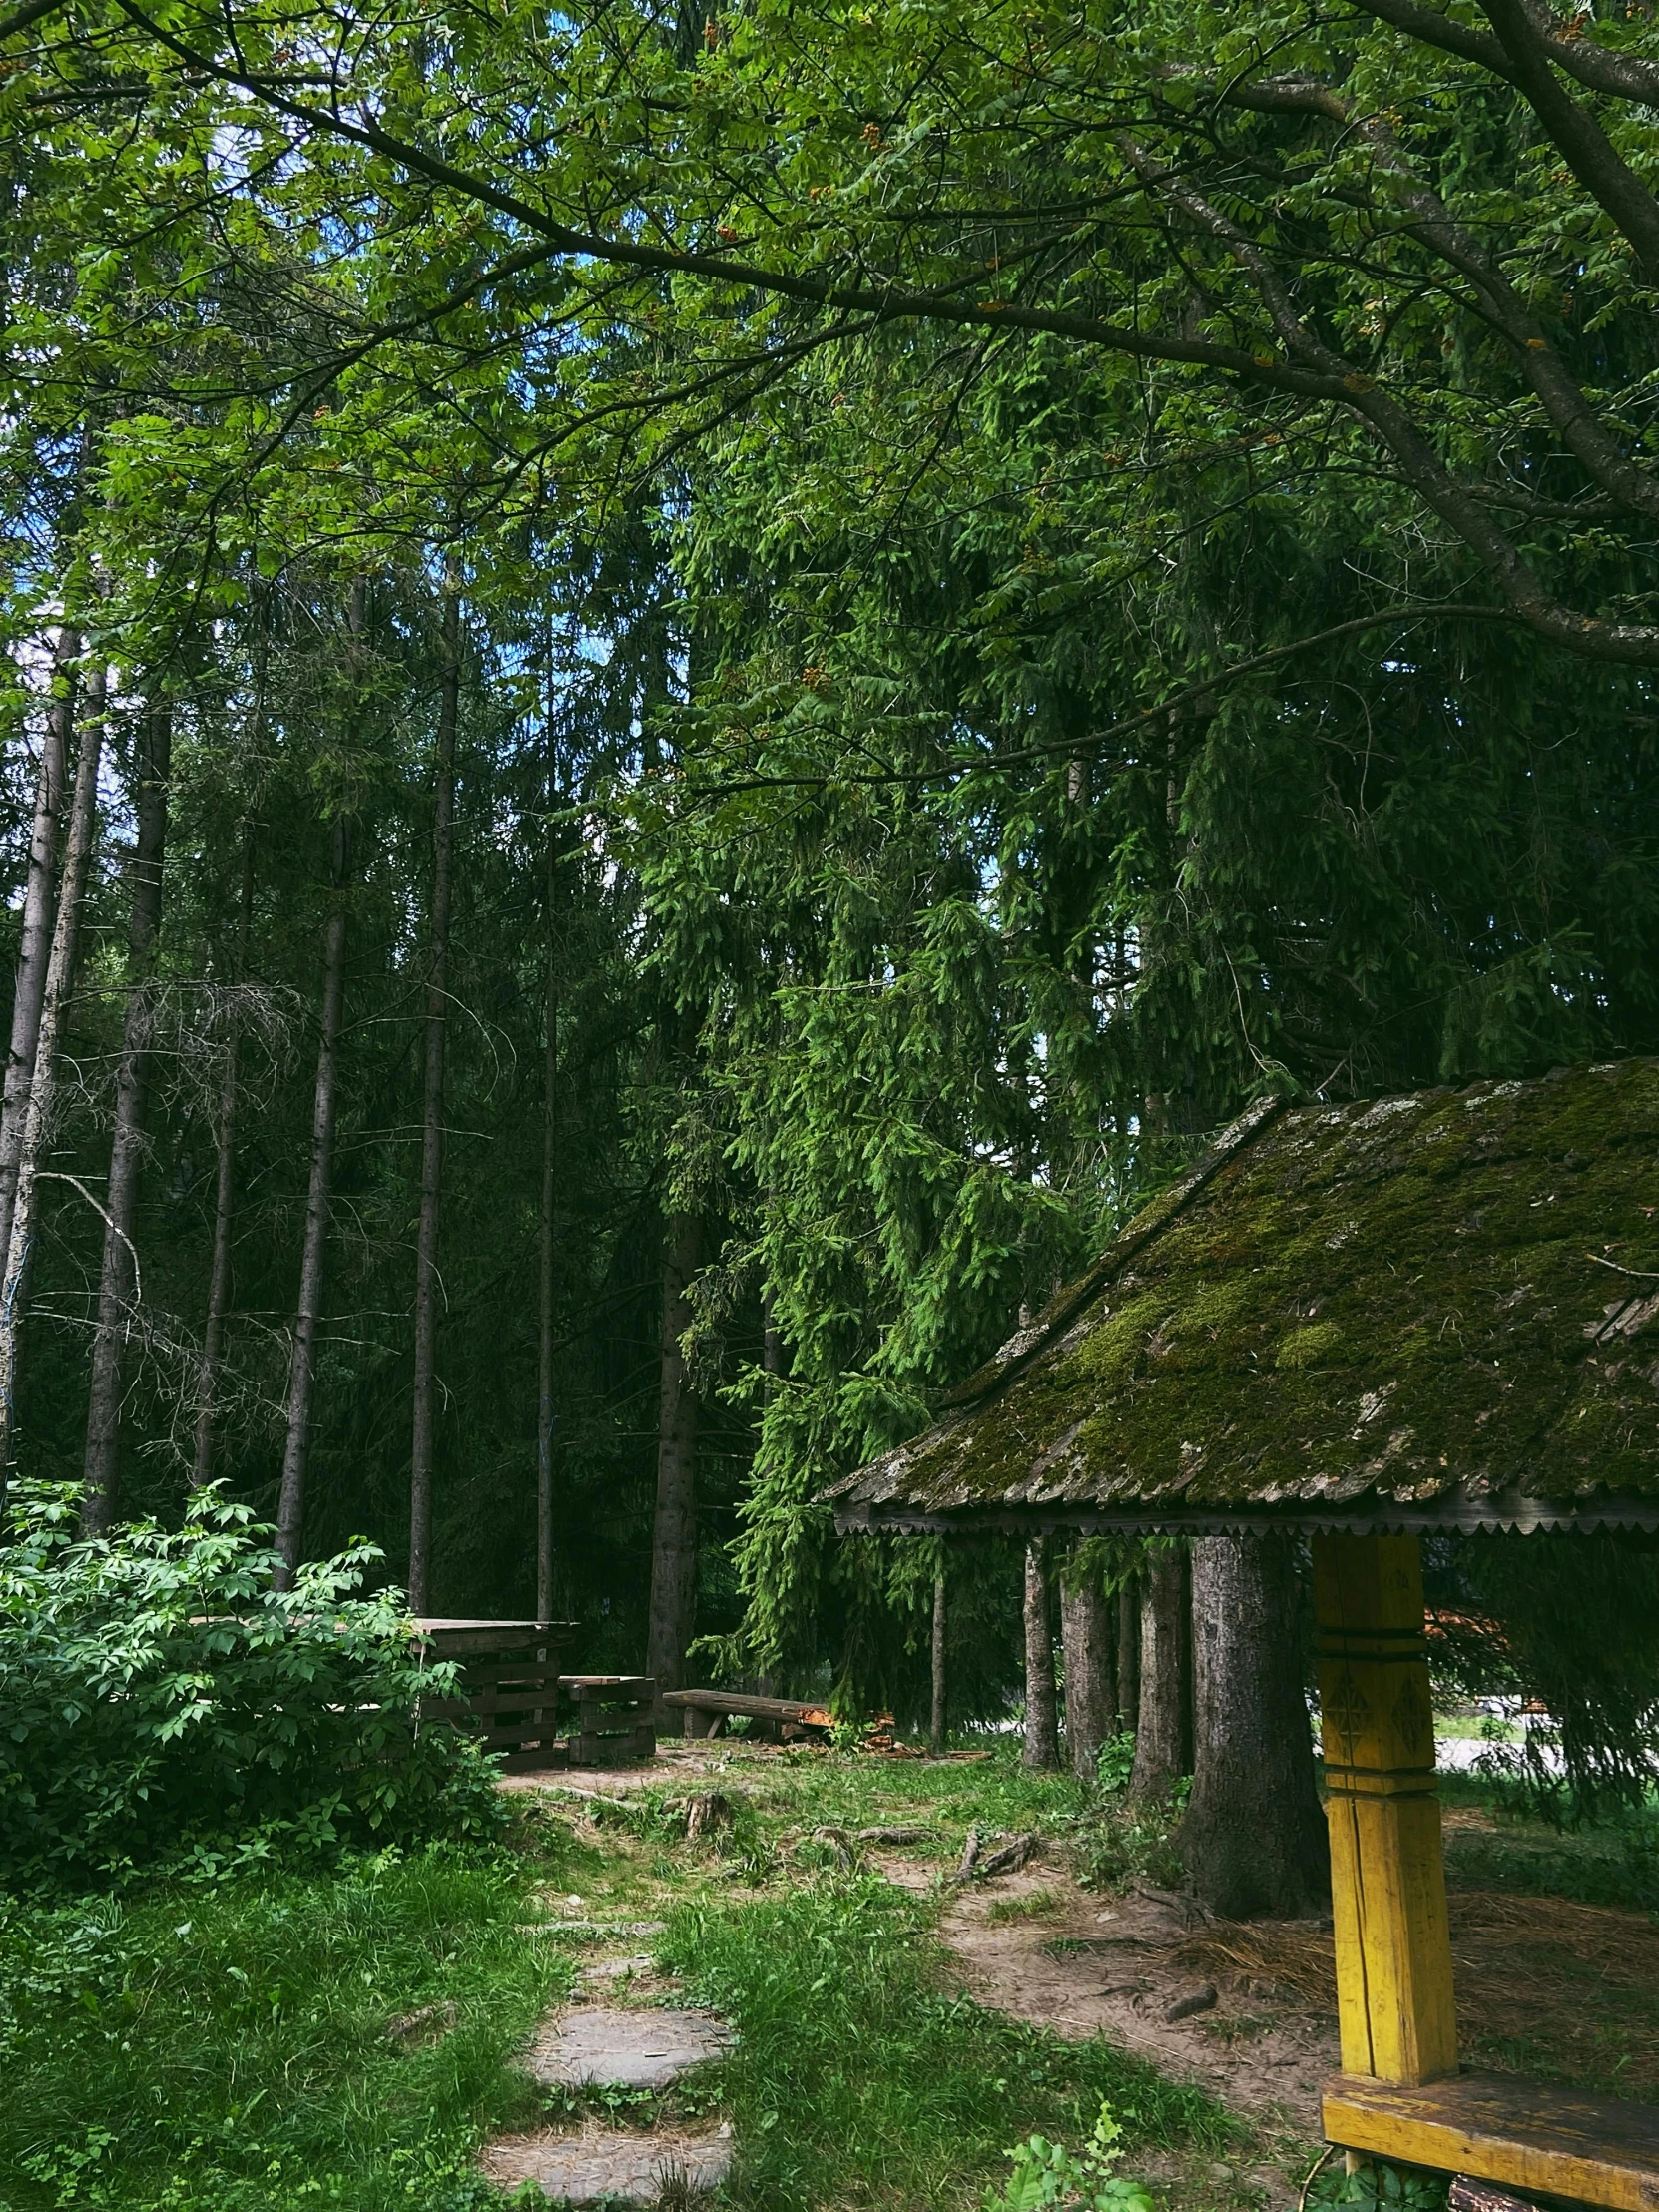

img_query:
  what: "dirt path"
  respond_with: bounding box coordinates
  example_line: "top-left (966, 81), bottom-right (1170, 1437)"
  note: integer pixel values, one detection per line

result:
top-left (880, 1854), bottom-right (1337, 2139)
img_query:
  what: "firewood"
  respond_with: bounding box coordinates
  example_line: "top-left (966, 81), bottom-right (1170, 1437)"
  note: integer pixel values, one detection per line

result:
top-left (953, 1826), bottom-right (981, 1882)
top-left (1448, 2179), bottom-right (1545, 2212)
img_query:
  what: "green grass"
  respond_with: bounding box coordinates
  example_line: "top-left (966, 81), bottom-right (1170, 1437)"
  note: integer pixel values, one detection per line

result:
top-left (1438, 1777), bottom-right (1659, 1913)
top-left (0, 1845), bottom-right (579, 2212)
top-left (656, 1875), bottom-right (1233, 2210)
top-left (3, 1746), bottom-right (1654, 2212)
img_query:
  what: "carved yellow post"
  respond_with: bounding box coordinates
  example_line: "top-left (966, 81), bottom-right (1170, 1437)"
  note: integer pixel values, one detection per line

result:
top-left (1312, 1532), bottom-right (1458, 2085)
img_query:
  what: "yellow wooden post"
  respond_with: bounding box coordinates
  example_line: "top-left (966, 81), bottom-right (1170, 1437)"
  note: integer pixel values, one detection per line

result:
top-left (1312, 1532), bottom-right (1458, 2086)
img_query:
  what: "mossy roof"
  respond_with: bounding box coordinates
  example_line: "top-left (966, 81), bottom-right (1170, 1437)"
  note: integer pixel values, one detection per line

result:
top-left (827, 1060), bottom-right (1659, 1537)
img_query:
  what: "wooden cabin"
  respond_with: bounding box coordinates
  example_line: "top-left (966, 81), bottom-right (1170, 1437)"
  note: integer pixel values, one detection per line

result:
top-left (827, 1058), bottom-right (1659, 2209)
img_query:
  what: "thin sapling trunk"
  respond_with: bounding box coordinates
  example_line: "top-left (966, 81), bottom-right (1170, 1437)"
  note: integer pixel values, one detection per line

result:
top-left (407, 570), bottom-right (460, 1612)
top-left (274, 810), bottom-right (350, 1587)
top-left (930, 1561), bottom-right (947, 1753)
top-left (192, 827), bottom-right (255, 1489)
top-left (536, 720), bottom-right (558, 1624)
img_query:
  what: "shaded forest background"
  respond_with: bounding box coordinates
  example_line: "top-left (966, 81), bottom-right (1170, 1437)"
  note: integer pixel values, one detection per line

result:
top-left (4, 0), bottom-right (1659, 1745)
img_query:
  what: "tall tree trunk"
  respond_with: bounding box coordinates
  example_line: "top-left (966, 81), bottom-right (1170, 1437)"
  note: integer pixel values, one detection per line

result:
top-left (1179, 1535), bottom-right (1330, 1917)
top-left (536, 727), bottom-right (559, 1625)
top-left (1117, 1576), bottom-right (1140, 1731)
top-left (0, 660), bottom-right (106, 1511)
top-left (1130, 1542), bottom-right (1192, 1799)
top-left (1022, 1538), bottom-right (1059, 1770)
top-left (930, 1561), bottom-right (947, 1753)
top-left (192, 827), bottom-right (255, 1489)
top-left (646, 1211), bottom-right (701, 1712)
top-left (0, 629), bottom-right (72, 1279)
top-left (82, 701), bottom-right (172, 1530)
top-left (274, 811), bottom-right (349, 1587)
top-left (407, 571), bottom-right (460, 1613)
top-left (1061, 1555), bottom-right (1114, 1782)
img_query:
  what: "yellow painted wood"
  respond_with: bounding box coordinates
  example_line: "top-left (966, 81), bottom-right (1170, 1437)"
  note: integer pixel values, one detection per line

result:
top-left (1312, 1533), bottom-right (1459, 2085)
top-left (1323, 2070), bottom-right (1659, 2210)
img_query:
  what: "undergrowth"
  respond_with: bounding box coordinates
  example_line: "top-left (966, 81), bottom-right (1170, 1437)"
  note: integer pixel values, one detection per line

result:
top-left (0, 1846), bottom-right (571, 2212)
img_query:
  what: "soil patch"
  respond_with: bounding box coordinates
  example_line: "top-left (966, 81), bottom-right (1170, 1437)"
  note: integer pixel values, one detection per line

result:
top-left (935, 1862), bottom-right (1335, 2138)
top-left (923, 1855), bottom-right (1659, 2148)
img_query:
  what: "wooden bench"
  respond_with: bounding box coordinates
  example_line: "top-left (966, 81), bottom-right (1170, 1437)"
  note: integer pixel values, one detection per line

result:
top-left (661, 1688), bottom-right (834, 1743)
top-left (415, 1619), bottom-right (577, 1774)
top-left (560, 1676), bottom-right (657, 1767)
top-left (1325, 2071), bottom-right (1659, 2211)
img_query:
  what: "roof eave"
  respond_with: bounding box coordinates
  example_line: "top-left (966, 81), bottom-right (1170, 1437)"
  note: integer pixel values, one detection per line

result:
top-left (833, 1491), bottom-right (1659, 1540)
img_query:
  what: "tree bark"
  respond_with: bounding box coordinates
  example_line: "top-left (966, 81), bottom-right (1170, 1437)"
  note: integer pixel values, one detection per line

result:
top-left (646, 1211), bottom-right (702, 1710)
top-left (192, 827), bottom-right (255, 1490)
top-left (274, 810), bottom-right (349, 1587)
top-left (81, 701), bottom-right (172, 1530)
top-left (1117, 1576), bottom-right (1140, 1732)
top-left (1179, 1535), bottom-right (1330, 1918)
top-left (1022, 1538), bottom-right (1060, 1769)
top-left (1130, 1542), bottom-right (1192, 1799)
top-left (0, 629), bottom-right (72, 1281)
top-left (536, 723), bottom-right (559, 1625)
top-left (1061, 1557), bottom-right (1114, 1782)
top-left (407, 570), bottom-right (460, 1613)
top-left (930, 1562), bottom-right (947, 1753)
top-left (0, 658), bottom-right (106, 1512)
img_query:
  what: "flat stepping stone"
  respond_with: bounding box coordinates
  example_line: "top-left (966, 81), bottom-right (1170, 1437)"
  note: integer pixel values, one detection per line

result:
top-left (580, 1955), bottom-right (657, 1981)
top-left (528, 2007), bottom-right (735, 2090)
top-left (484, 2122), bottom-right (733, 2204)
top-left (518, 1919), bottom-right (667, 1940)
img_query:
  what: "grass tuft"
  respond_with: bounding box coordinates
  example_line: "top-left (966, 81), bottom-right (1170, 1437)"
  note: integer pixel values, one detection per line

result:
top-left (656, 1873), bottom-right (1234, 2209)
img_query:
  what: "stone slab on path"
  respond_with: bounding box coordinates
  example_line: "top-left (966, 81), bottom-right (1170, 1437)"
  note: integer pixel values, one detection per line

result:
top-left (483, 2121), bottom-right (733, 2203)
top-left (528, 2007), bottom-right (736, 2090)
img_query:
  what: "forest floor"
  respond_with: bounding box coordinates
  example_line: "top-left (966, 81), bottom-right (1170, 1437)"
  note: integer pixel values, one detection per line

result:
top-left (2, 1742), bottom-right (1656, 2212)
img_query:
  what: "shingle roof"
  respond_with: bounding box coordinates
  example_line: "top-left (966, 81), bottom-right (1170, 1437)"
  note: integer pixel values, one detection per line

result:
top-left (826, 1060), bottom-right (1659, 1537)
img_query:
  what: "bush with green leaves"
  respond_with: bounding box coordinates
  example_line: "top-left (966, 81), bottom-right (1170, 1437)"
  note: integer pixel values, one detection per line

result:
top-left (0, 1485), bottom-right (503, 1886)
top-left (983, 2104), bottom-right (1154, 2212)
top-left (1307, 2159), bottom-right (1447, 2212)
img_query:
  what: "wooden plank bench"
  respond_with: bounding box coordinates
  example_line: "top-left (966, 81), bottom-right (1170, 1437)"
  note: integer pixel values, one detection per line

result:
top-left (560, 1676), bottom-right (657, 1768)
top-left (415, 1619), bottom-right (578, 1775)
top-left (661, 1688), bottom-right (834, 1743)
top-left (1324, 2070), bottom-right (1659, 2211)
top-left (1311, 1543), bottom-right (1659, 2211)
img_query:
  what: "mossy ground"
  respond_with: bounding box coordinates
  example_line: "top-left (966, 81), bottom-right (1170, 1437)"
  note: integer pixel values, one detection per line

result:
top-left (1, 1743), bottom-right (1652, 2212)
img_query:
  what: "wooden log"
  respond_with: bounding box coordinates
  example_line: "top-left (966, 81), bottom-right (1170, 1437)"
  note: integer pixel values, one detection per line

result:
top-left (1448, 2180), bottom-right (1544, 2212)
top-left (660, 1688), bottom-right (833, 1727)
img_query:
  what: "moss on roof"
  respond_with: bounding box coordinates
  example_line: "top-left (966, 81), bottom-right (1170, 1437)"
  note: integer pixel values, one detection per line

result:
top-left (829, 1060), bottom-right (1659, 1530)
